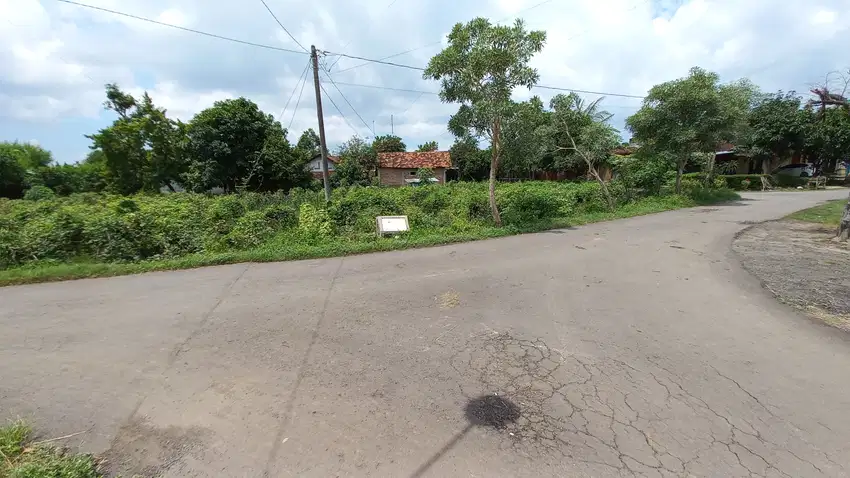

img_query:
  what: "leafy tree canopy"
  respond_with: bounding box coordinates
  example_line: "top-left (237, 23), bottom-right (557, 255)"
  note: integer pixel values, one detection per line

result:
top-left (626, 67), bottom-right (751, 192)
top-left (88, 84), bottom-right (186, 194)
top-left (424, 17), bottom-right (546, 225)
top-left (334, 136), bottom-right (378, 186)
top-left (372, 135), bottom-right (406, 153)
top-left (416, 141), bottom-right (439, 152)
top-left (296, 128), bottom-right (322, 158)
top-left (184, 97), bottom-right (310, 193)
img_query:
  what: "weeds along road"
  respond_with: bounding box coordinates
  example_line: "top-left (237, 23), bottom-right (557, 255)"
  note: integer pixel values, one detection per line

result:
top-left (2, 189), bottom-right (849, 477)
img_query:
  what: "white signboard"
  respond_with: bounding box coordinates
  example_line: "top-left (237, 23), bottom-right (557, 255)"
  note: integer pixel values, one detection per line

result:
top-left (376, 215), bottom-right (410, 236)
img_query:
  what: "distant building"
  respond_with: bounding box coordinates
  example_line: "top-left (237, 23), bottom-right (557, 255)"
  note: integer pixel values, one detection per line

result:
top-left (308, 153), bottom-right (338, 179)
top-left (377, 151), bottom-right (452, 186)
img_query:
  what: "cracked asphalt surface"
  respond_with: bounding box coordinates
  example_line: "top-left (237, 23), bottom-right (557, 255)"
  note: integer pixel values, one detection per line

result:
top-left (2, 189), bottom-right (849, 477)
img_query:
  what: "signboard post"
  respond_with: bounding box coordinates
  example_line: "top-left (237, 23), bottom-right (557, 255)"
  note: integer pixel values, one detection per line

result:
top-left (376, 216), bottom-right (410, 237)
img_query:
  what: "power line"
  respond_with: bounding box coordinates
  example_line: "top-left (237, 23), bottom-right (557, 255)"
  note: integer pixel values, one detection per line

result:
top-left (332, 78), bottom-right (644, 100)
top-left (323, 51), bottom-right (426, 71)
top-left (400, 92), bottom-right (426, 116)
top-left (321, 69), bottom-right (376, 135)
top-left (258, 0), bottom-right (308, 53)
top-left (333, 43), bottom-right (440, 74)
top-left (55, 0), bottom-right (645, 102)
top-left (278, 60), bottom-right (311, 121)
top-left (534, 85), bottom-right (645, 99)
top-left (328, 0), bottom-right (404, 71)
top-left (332, 81), bottom-right (436, 95)
top-left (333, 0), bottom-right (558, 75)
top-left (288, 65), bottom-right (311, 130)
top-left (55, 0), bottom-right (308, 55)
top-left (565, 0), bottom-right (649, 41)
top-left (319, 82), bottom-right (360, 137)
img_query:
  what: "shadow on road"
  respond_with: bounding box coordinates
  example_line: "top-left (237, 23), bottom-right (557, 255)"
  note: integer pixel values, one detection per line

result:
top-left (410, 394), bottom-right (521, 478)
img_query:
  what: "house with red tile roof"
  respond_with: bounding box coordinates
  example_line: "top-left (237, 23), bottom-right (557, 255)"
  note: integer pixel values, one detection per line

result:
top-left (308, 153), bottom-right (339, 179)
top-left (377, 151), bottom-right (452, 186)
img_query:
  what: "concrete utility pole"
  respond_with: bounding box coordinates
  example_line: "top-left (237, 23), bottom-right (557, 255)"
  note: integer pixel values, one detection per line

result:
top-left (310, 44), bottom-right (332, 202)
top-left (391, 114), bottom-right (394, 135)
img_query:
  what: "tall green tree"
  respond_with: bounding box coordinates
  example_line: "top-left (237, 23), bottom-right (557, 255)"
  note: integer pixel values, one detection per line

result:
top-left (334, 136), bottom-right (378, 186)
top-left (626, 67), bottom-right (746, 193)
top-left (296, 128), bottom-right (322, 158)
top-left (372, 135), bottom-right (406, 153)
top-left (558, 121), bottom-right (621, 210)
top-left (741, 91), bottom-right (807, 172)
top-left (88, 84), bottom-right (186, 194)
top-left (500, 97), bottom-right (550, 178)
top-left (416, 141), bottom-right (439, 152)
top-left (809, 110), bottom-right (850, 172)
top-left (184, 98), bottom-right (310, 193)
top-left (424, 18), bottom-right (546, 226)
top-left (541, 93), bottom-right (613, 174)
top-left (449, 136), bottom-right (489, 181)
top-left (0, 141), bottom-right (55, 198)
top-left (0, 143), bottom-right (28, 199)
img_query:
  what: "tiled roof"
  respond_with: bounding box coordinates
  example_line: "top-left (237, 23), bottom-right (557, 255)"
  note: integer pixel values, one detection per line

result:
top-left (311, 153), bottom-right (339, 163)
top-left (378, 151), bottom-right (451, 169)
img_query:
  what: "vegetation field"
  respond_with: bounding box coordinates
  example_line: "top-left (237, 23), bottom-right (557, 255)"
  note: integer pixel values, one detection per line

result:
top-left (0, 421), bottom-right (101, 478)
top-left (0, 181), bottom-right (738, 286)
top-left (787, 200), bottom-right (846, 226)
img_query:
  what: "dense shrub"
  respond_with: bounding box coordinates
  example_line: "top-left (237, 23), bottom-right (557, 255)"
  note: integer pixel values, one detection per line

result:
top-left (0, 179), bottom-right (737, 270)
top-left (570, 181), bottom-right (609, 213)
top-left (226, 210), bottom-right (275, 249)
top-left (718, 174), bottom-right (768, 190)
top-left (499, 183), bottom-right (564, 225)
top-left (615, 154), bottom-right (672, 195)
top-left (299, 204), bottom-right (333, 240)
top-left (23, 185), bottom-right (55, 201)
top-left (771, 174), bottom-right (809, 188)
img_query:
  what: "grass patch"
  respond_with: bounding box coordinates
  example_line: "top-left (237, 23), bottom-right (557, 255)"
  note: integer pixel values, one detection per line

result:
top-left (0, 192), bottom-right (737, 287)
top-left (787, 200), bottom-right (846, 226)
top-left (0, 421), bottom-right (101, 478)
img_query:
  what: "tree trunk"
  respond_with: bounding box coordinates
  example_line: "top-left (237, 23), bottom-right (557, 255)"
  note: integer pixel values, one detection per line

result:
top-left (838, 191), bottom-right (850, 241)
top-left (675, 158), bottom-right (685, 195)
top-left (587, 164), bottom-right (615, 212)
top-left (489, 118), bottom-right (502, 227)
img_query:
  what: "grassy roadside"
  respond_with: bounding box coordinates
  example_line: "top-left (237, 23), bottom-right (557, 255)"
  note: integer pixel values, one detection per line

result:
top-left (0, 192), bottom-right (734, 287)
top-left (786, 200), bottom-right (845, 226)
top-left (0, 421), bottom-right (101, 478)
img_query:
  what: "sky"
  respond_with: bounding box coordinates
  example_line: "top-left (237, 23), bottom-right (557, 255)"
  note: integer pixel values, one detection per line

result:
top-left (2, 0), bottom-right (849, 164)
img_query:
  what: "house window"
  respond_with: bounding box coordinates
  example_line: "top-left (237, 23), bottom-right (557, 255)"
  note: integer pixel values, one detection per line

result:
top-left (409, 171), bottom-right (416, 176)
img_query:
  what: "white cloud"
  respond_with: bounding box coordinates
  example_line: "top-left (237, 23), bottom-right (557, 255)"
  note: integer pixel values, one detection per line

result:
top-left (2, 0), bottom-right (850, 162)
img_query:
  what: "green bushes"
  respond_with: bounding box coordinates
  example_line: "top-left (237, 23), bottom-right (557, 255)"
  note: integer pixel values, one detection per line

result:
top-left (0, 180), bottom-right (739, 272)
top-left (719, 174), bottom-right (768, 190)
top-left (23, 185), bottom-right (56, 201)
top-left (771, 174), bottom-right (809, 188)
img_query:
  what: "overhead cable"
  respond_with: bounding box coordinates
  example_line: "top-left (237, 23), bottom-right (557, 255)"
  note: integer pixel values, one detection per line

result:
top-left (55, 0), bottom-right (308, 55)
top-left (333, 0), bottom-right (558, 75)
top-left (258, 0), bottom-right (309, 53)
top-left (319, 83), bottom-right (361, 137)
top-left (288, 66), bottom-right (311, 130)
top-left (332, 79), bottom-right (644, 100)
top-left (321, 69), bottom-right (376, 135)
top-left (278, 61), bottom-right (311, 121)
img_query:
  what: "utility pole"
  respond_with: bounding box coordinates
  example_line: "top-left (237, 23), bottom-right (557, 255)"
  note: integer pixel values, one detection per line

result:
top-left (391, 114), bottom-right (394, 135)
top-left (310, 45), bottom-right (332, 202)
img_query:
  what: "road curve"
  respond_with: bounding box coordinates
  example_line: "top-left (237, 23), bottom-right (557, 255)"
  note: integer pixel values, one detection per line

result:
top-left (2, 190), bottom-right (849, 477)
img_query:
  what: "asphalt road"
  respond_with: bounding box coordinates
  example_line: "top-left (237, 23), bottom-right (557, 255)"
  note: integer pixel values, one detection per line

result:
top-left (2, 190), bottom-right (849, 477)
